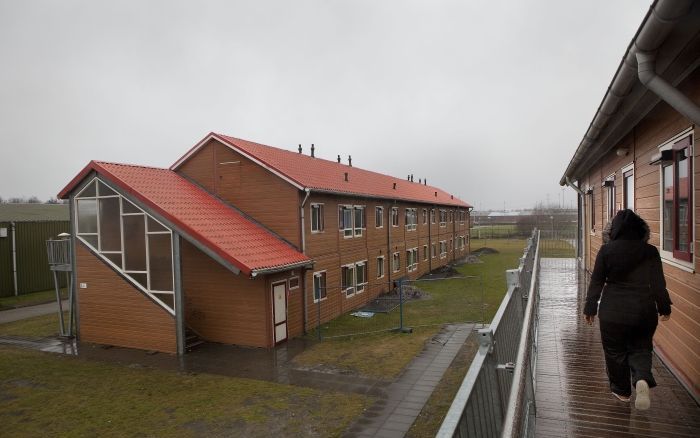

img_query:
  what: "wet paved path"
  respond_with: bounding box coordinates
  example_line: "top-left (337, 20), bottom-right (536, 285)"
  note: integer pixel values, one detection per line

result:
top-left (535, 258), bottom-right (700, 437)
top-left (345, 323), bottom-right (474, 438)
top-left (0, 300), bottom-right (68, 324)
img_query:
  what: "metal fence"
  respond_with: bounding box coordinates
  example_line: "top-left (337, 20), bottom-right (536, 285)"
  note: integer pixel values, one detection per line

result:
top-left (538, 228), bottom-right (576, 258)
top-left (311, 274), bottom-right (484, 339)
top-left (437, 229), bottom-right (540, 438)
top-left (0, 221), bottom-right (69, 297)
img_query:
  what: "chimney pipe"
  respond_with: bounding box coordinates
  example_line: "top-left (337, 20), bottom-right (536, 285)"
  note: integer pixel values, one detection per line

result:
top-left (310, 144), bottom-right (315, 158)
top-left (393, 182), bottom-right (396, 190)
top-left (348, 155), bottom-right (352, 167)
top-left (419, 178), bottom-right (422, 184)
top-left (424, 179), bottom-right (427, 186)
top-left (344, 172), bottom-right (348, 181)
top-left (337, 155), bottom-right (341, 163)
top-left (298, 144), bottom-right (302, 154)
top-left (410, 174), bottom-right (414, 182)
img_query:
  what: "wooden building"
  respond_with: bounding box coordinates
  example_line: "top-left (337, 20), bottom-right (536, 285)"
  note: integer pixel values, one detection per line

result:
top-left (59, 134), bottom-right (471, 355)
top-left (560, 0), bottom-right (700, 402)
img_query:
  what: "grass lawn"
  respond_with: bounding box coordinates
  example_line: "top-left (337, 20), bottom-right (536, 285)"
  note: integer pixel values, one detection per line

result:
top-left (0, 346), bottom-right (372, 437)
top-left (0, 288), bottom-right (67, 311)
top-left (294, 239), bottom-right (526, 379)
top-left (0, 311), bottom-right (68, 337)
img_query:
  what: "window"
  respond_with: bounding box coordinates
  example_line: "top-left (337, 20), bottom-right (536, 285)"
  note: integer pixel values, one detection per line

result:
top-left (377, 256), bottom-right (385, 279)
top-left (659, 132), bottom-right (693, 262)
top-left (75, 178), bottom-right (175, 313)
top-left (439, 240), bottom-right (447, 258)
top-left (342, 264), bottom-right (356, 297)
top-left (449, 210), bottom-right (453, 223)
top-left (375, 206), bottom-right (384, 228)
top-left (391, 207), bottom-right (399, 227)
top-left (405, 208), bottom-right (417, 231)
top-left (311, 204), bottom-right (324, 232)
top-left (354, 206), bottom-right (365, 236)
top-left (439, 209), bottom-right (447, 226)
top-left (431, 243), bottom-right (436, 258)
top-left (313, 271), bottom-right (327, 302)
top-left (622, 164), bottom-right (634, 211)
top-left (355, 261), bottom-right (367, 293)
top-left (406, 248), bottom-right (418, 271)
top-left (430, 209), bottom-right (436, 224)
top-left (392, 252), bottom-right (400, 272)
top-left (603, 174), bottom-right (615, 221)
top-left (449, 238), bottom-right (453, 252)
top-left (339, 205), bottom-right (353, 238)
top-left (459, 210), bottom-right (465, 225)
top-left (423, 244), bottom-right (428, 261)
top-left (339, 205), bottom-right (364, 238)
top-left (422, 209), bottom-right (427, 225)
top-left (587, 187), bottom-right (596, 232)
top-left (289, 277), bottom-right (300, 290)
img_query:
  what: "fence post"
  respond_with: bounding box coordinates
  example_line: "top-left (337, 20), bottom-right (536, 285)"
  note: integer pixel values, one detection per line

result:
top-left (399, 279), bottom-right (404, 332)
top-left (317, 290), bottom-right (322, 340)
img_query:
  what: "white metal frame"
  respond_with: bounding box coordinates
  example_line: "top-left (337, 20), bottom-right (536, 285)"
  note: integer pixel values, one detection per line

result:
top-left (310, 203), bottom-right (324, 233)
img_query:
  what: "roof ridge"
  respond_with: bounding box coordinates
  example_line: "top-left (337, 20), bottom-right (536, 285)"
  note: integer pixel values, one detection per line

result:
top-left (93, 160), bottom-right (169, 171)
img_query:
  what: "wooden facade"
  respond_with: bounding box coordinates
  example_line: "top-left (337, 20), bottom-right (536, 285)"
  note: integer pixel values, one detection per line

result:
top-left (577, 70), bottom-right (700, 400)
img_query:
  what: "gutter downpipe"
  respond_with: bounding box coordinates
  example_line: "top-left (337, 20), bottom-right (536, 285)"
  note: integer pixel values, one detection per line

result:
top-left (11, 221), bottom-right (18, 296)
top-left (300, 188), bottom-right (311, 334)
top-left (636, 51), bottom-right (700, 126)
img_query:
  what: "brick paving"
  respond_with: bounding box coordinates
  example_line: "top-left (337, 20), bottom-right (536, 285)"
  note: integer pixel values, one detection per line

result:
top-left (344, 323), bottom-right (474, 438)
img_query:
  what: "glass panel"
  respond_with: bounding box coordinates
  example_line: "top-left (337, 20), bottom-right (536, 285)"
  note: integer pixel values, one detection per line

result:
top-left (122, 198), bottom-right (142, 214)
top-left (128, 272), bottom-right (148, 289)
top-left (662, 164), bottom-right (673, 252)
top-left (77, 199), bottom-right (98, 234)
top-left (147, 216), bottom-right (168, 233)
top-left (314, 274), bottom-right (326, 301)
top-left (103, 252), bottom-right (122, 268)
top-left (123, 215), bottom-right (147, 271)
top-left (98, 181), bottom-right (117, 196)
top-left (623, 174), bottom-right (633, 210)
top-left (81, 235), bottom-right (98, 248)
top-left (79, 180), bottom-right (97, 197)
top-left (677, 152), bottom-right (689, 252)
top-left (99, 198), bottom-right (121, 251)
top-left (343, 266), bottom-right (354, 296)
top-left (153, 293), bottom-right (174, 311)
top-left (148, 233), bottom-right (173, 291)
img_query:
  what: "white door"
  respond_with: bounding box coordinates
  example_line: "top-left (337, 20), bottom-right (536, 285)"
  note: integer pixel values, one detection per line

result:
top-left (272, 282), bottom-right (287, 344)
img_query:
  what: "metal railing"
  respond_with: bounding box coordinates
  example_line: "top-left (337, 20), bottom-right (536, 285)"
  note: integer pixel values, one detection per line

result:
top-left (46, 237), bottom-right (75, 337)
top-left (437, 229), bottom-right (540, 438)
top-left (46, 238), bottom-right (71, 269)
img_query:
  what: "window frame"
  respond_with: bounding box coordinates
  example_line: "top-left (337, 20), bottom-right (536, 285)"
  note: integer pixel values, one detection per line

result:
top-left (375, 206), bottom-right (384, 228)
top-left (603, 173), bottom-right (616, 222)
top-left (658, 129), bottom-right (694, 265)
top-left (341, 263), bottom-right (356, 297)
top-left (310, 203), bottom-right (324, 233)
top-left (621, 163), bottom-right (634, 211)
top-left (392, 252), bottom-right (400, 272)
top-left (423, 244), bottom-right (428, 261)
top-left (391, 207), bottom-right (399, 227)
top-left (313, 271), bottom-right (327, 303)
top-left (376, 256), bottom-right (385, 279)
top-left (406, 247), bottom-right (418, 272)
top-left (288, 276), bottom-right (300, 290)
top-left (405, 208), bottom-right (417, 231)
top-left (439, 209), bottom-right (447, 227)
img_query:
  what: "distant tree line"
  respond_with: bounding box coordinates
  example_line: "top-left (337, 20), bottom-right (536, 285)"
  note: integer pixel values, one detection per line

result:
top-left (0, 196), bottom-right (65, 204)
top-left (515, 207), bottom-right (576, 235)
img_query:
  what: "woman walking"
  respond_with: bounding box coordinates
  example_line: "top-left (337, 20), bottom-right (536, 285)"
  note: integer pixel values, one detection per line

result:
top-left (583, 209), bottom-right (672, 410)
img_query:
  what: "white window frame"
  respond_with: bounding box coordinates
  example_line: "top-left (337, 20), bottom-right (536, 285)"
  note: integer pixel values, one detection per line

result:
top-left (339, 205), bottom-right (354, 238)
top-left (621, 162), bottom-right (635, 211)
top-left (657, 128), bottom-right (695, 270)
top-left (431, 243), bottom-right (436, 259)
top-left (406, 247), bottom-right (418, 272)
top-left (288, 276), bottom-right (300, 290)
top-left (440, 240), bottom-right (447, 258)
top-left (422, 209), bottom-right (427, 225)
top-left (375, 206), bottom-right (384, 228)
top-left (392, 252), bottom-right (400, 272)
top-left (376, 256), bottom-right (385, 279)
top-left (311, 203), bottom-right (324, 233)
top-left (391, 207), bottom-right (399, 227)
top-left (341, 263), bottom-right (356, 297)
top-left (354, 206), bottom-right (365, 237)
top-left (603, 173), bottom-right (616, 222)
top-left (423, 244), bottom-right (428, 261)
top-left (355, 260), bottom-right (367, 293)
top-left (439, 209), bottom-right (447, 227)
top-left (313, 271), bottom-right (327, 303)
top-left (405, 208), bottom-right (417, 231)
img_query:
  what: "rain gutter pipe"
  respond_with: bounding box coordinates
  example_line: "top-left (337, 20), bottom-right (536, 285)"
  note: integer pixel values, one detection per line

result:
top-left (300, 188), bottom-right (311, 334)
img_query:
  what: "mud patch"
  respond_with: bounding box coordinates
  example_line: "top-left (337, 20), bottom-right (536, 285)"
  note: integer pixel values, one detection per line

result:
top-left (471, 247), bottom-right (499, 256)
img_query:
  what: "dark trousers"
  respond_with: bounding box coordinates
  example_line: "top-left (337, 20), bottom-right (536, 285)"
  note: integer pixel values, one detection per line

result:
top-left (599, 319), bottom-right (657, 397)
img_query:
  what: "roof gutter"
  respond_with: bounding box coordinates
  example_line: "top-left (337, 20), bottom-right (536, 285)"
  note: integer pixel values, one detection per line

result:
top-left (560, 0), bottom-right (696, 186)
top-left (564, 177), bottom-right (585, 196)
top-left (251, 261), bottom-right (314, 278)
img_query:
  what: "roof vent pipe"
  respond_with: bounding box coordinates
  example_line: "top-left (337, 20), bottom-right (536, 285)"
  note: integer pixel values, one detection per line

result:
top-left (348, 155), bottom-right (352, 167)
top-left (344, 172), bottom-right (348, 181)
top-left (419, 178), bottom-right (422, 184)
top-left (298, 144), bottom-right (302, 153)
top-left (435, 191), bottom-right (438, 197)
top-left (311, 144), bottom-right (315, 158)
top-left (424, 179), bottom-right (427, 185)
top-left (410, 174), bottom-right (414, 182)
top-left (636, 51), bottom-right (700, 126)
top-left (393, 182), bottom-right (396, 190)
top-left (337, 155), bottom-right (341, 163)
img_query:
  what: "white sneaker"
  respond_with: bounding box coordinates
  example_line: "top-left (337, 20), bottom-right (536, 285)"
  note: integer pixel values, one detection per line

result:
top-left (635, 380), bottom-right (650, 410)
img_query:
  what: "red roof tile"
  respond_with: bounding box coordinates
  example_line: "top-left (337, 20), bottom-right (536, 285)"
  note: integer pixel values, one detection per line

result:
top-left (58, 161), bottom-right (311, 276)
top-left (173, 133), bottom-right (471, 208)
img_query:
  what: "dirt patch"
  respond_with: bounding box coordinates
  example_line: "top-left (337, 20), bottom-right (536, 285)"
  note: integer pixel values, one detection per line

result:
top-left (360, 286), bottom-right (431, 313)
top-left (471, 247), bottom-right (499, 256)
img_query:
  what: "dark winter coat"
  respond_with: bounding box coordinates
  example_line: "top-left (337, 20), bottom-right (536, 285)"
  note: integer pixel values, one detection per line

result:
top-left (584, 210), bottom-right (672, 325)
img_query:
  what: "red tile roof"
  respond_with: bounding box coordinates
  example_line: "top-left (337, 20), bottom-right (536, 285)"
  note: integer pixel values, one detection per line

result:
top-left (173, 133), bottom-right (471, 208)
top-left (58, 161), bottom-right (311, 276)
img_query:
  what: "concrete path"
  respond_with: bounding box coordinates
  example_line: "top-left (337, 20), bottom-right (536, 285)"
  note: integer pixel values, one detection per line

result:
top-left (0, 300), bottom-right (69, 324)
top-left (344, 323), bottom-right (475, 438)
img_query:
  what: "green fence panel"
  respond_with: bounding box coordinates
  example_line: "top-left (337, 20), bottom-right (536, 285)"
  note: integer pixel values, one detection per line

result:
top-left (0, 221), bottom-right (69, 297)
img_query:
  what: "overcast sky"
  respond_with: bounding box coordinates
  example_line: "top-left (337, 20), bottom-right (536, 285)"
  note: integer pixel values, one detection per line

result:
top-left (0, 0), bottom-right (650, 210)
